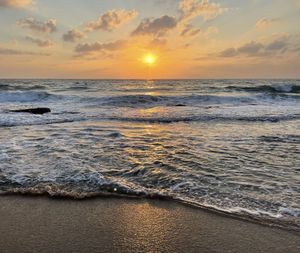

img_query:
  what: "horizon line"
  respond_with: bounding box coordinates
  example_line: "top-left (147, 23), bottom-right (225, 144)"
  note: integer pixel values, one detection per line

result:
top-left (1, 78), bottom-right (300, 81)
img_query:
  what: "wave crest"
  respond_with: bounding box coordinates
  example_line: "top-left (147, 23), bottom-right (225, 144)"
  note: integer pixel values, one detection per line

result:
top-left (0, 91), bottom-right (61, 103)
top-left (227, 84), bottom-right (300, 94)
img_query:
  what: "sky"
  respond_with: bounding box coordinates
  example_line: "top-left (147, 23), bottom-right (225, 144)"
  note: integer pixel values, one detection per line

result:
top-left (0, 0), bottom-right (300, 79)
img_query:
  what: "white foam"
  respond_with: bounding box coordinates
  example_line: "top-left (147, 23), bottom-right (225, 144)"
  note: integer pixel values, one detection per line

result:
top-left (279, 207), bottom-right (300, 217)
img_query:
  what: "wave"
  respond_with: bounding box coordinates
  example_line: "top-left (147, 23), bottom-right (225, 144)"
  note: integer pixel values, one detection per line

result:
top-left (0, 91), bottom-right (62, 103)
top-left (1, 183), bottom-right (299, 231)
top-left (0, 111), bottom-right (86, 127)
top-left (84, 94), bottom-right (277, 108)
top-left (1, 113), bottom-right (299, 128)
top-left (0, 172), bottom-right (169, 200)
top-left (226, 84), bottom-right (300, 94)
top-left (0, 83), bottom-right (46, 91)
top-left (0, 84), bottom-right (11, 91)
top-left (104, 114), bottom-right (300, 123)
top-left (258, 135), bottom-right (300, 144)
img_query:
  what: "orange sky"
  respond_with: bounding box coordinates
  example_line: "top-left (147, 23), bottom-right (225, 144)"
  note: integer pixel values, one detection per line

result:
top-left (0, 0), bottom-right (300, 78)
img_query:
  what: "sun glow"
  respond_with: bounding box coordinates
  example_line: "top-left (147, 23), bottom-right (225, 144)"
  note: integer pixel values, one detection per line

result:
top-left (144, 54), bottom-right (157, 65)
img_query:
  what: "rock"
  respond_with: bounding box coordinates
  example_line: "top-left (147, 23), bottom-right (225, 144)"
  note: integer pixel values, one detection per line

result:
top-left (9, 107), bottom-right (51, 115)
top-left (175, 104), bottom-right (187, 107)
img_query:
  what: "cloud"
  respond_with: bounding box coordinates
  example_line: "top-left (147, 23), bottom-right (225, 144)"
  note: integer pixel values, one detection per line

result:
top-left (255, 18), bottom-right (279, 29)
top-left (180, 25), bottom-right (201, 37)
top-left (75, 40), bottom-right (125, 54)
top-left (0, 47), bottom-right (50, 56)
top-left (131, 1), bottom-right (224, 38)
top-left (266, 38), bottom-right (289, 52)
top-left (132, 15), bottom-right (177, 37)
top-left (0, 0), bottom-right (32, 8)
top-left (85, 9), bottom-right (138, 32)
top-left (25, 36), bottom-right (54, 47)
top-left (238, 41), bottom-right (264, 55)
top-left (219, 47), bottom-right (238, 57)
top-left (179, 0), bottom-right (228, 22)
top-left (219, 36), bottom-right (290, 58)
top-left (62, 29), bottom-right (85, 42)
top-left (181, 25), bottom-right (217, 38)
top-left (17, 18), bottom-right (57, 33)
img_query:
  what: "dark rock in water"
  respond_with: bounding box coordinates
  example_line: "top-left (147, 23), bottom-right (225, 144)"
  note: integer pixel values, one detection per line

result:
top-left (175, 104), bottom-right (187, 107)
top-left (10, 107), bottom-right (51, 115)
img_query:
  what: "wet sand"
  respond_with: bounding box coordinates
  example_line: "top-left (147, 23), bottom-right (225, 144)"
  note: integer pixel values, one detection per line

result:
top-left (0, 196), bottom-right (299, 253)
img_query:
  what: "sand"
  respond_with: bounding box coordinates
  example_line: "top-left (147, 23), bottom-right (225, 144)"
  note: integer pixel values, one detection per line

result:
top-left (0, 195), bottom-right (299, 253)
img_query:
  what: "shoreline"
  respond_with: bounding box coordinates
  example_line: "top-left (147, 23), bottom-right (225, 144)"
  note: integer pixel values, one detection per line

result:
top-left (2, 191), bottom-right (299, 232)
top-left (0, 195), bottom-right (299, 253)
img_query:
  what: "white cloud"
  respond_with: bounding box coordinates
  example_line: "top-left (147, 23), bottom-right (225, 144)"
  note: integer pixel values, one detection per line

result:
top-left (86, 9), bottom-right (138, 32)
top-left (179, 0), bottom-right (228, 22)
top-left (255, 18), bottom-right (279, 29)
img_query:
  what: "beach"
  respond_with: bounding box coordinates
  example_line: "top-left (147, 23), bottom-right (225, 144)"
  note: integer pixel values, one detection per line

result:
top-left (0, 195), bottom-right (299, 253)
top-left (0, 79), bottom-right (299, 252)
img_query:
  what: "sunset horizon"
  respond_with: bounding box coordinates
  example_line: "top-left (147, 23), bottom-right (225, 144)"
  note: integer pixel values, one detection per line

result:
top-left (1, 0), bottom-right (300, 79)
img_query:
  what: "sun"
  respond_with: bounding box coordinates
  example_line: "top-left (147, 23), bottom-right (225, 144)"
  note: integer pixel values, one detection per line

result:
top-left (144, 54), bottom-right (157, 65)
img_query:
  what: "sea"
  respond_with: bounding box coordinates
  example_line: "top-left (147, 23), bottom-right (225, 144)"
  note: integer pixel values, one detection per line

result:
top-left (0, 79), bottom-right (299, 230)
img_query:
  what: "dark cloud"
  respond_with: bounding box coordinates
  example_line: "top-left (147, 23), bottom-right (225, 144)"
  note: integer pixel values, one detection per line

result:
top-left (238, 41), bottom-right (264, 55)
top-left (25, 36), bottom-right (54, 47)
top-left (219, 48), bottom-right (238, 57)
top-left (17, 18), bottom-right (57, 33)
top-left (131, 15), bottom-right (177, 37)
top-left (180, 25), bottom-right (201, 37)
top-left (75, 40), bottom-right (125, 53)
top-left (219, 37), bottom-right (290, 58)
top-left (266, 39), bottom-right (288, 52)
top-left (0, 47), bottom-right (50, 56)
top-left (85, 9), bottom-right (138, 32)
top-left (62, 29), bottom-right (85, 42)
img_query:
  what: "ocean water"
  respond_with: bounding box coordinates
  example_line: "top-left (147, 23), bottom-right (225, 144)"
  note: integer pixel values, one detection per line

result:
top-left (0, 79), bottom-right (299, 229)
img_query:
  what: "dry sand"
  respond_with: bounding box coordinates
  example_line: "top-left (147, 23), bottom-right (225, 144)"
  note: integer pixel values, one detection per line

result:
top-left (0, 195), bottom-right (299, 253)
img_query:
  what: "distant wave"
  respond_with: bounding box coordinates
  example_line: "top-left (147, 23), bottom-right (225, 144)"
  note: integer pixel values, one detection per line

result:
top-left (105, 115), bottom-right (300, 123)
top-left (0, 84), bottom-right (11, 90)
top-left (1, 113), bottom-right (300, 128)
top-left (1, 92), bottom-right (298, 108)
top-left (0, 83), bottom-right (46, 91)
top-left (0, 111), bottom-right (85, 127)
top-left (226, 84), bottom-right (300, 94)
top-left (84, 94), bottom-right (280, 108)
top-left (0, 91), bottom-right (62, 103)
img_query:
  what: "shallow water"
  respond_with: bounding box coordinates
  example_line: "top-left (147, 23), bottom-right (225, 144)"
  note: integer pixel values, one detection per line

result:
top-left (0, 79), bottom-right (299, 229)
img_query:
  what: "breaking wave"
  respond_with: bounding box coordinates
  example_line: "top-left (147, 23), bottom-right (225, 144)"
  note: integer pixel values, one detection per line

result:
top-left (226, 84), bottom-right (300, 94)
top-left (0, 91), bottom-right (62, 103)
